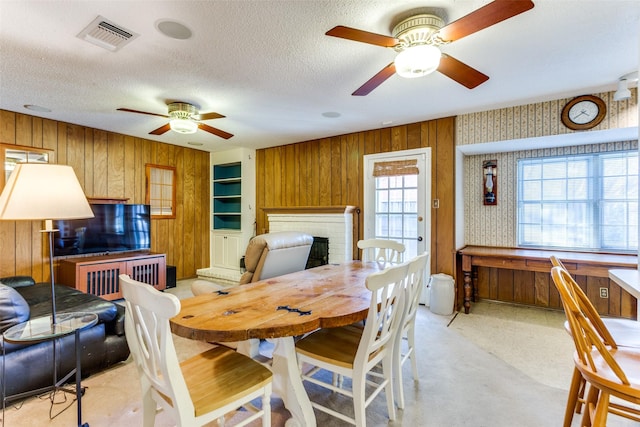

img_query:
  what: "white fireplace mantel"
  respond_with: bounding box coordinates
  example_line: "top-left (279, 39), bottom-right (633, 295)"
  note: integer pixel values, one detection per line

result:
top-left (265, 206), bottom-right (358, 264)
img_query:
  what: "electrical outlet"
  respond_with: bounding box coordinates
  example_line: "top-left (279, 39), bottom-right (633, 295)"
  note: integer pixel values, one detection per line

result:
top-left (599, 287), bottom-right (609, 299)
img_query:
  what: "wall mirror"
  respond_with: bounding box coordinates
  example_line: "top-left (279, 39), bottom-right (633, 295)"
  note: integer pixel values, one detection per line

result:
top-left (1, 143), bottom-right (54, 190)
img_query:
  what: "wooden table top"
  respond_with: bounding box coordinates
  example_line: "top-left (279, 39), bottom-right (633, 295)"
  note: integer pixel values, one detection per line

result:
top-left (170, 261), bottom-right (384, 343)
top-left (458, 245), bottom-right (637, 267)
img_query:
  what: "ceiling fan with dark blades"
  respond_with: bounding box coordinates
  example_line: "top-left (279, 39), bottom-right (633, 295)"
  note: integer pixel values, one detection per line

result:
top-left (117, 102), bottom-right (233, 139)
top-left (326, 0), bottom-right (534, 96)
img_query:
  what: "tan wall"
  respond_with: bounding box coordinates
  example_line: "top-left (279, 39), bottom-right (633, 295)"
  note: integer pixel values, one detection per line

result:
top-left (255, 118), bottom-right (457, 277)
top-left (0, 109), bottom-right (210, 281)
top-left (457, 89), bottom-right (638, 246)
top-left (464, 141), bottom-right (638, 247)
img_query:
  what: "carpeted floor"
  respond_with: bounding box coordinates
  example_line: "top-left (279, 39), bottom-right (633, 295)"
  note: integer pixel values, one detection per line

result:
top-left (2, 279), bottom-right (637, 426)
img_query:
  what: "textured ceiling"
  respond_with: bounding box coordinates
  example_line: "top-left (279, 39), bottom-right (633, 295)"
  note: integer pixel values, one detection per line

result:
top-left (1, 0), bottom-right (639, 153)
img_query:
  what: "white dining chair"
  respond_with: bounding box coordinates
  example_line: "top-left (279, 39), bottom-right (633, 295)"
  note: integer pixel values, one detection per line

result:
top-left (295, 262), bottom-right (409, 426)
top-left (357, 238), bottom-right (405, 264)
top-left (119, 274), bottom-right (273, 427)
top-left (394, 252), bottom-right (429, 409)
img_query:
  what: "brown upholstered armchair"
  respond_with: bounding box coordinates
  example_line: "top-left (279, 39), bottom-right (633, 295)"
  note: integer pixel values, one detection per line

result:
top-left (239, 231), bottom-right (314, 284)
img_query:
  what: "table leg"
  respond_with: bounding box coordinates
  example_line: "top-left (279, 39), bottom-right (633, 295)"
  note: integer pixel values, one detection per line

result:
top-left (463, 270), bottom-right (472, 314)
top-left (271, 337), bottom-right (316, 427)
top-left (472, 267), bottom-right (479, 303)
top-left (75, 330), bottom-right (88, 427)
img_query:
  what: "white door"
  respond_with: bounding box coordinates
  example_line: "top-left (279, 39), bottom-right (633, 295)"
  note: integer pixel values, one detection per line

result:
top-left (363, 148), bottom-right (431, 262)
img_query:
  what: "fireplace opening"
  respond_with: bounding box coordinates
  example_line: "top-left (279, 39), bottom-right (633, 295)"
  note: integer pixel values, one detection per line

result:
top-left (306, 236), bottom-right (329, 269)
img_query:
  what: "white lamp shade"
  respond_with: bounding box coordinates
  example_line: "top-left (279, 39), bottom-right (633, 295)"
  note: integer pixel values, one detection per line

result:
top-left (170, 118), bottom-right (198, 134)
top-left (0, 163), bottom-right (94, 220)
top-left (395, 45), bottom-right (441, 79)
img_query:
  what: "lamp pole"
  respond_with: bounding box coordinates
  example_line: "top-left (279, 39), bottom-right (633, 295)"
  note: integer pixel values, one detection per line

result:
top-left (43, 219), bottom-right (57, 325)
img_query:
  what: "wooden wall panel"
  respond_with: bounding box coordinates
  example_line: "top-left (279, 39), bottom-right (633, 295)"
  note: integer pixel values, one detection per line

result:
top-left (123, 136), bottom-right (136, 203)
top-left (255, 117), bottom-right (456, 272)
top-left (83, 129), bottom-right (95, 198)
top-left (534, 271), bottom-right (549, 306)
top-left (93, 130), bottom-right (108, 197)
top-left (183, 149), bottom-right (195, 276)
top-left (318, 138), bottom-right (332, 206)
top-left (255, 149), bottom-right (266, 234)
top-left (434, 118), bottom-right (455, 276)
top-left (0, 109), bottom-right (209, 281)
top-left (475, 266), bottom-right (635, 318)
top-left (15, 114), bottom-right (32, 146)
top-left (107, 133), bottom-right (125, 198)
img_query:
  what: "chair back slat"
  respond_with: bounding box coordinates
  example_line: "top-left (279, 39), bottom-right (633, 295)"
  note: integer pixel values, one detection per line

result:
top-left (357, 239), bottom-right (406, 264)
top-left (120, 274), bottom-right (193, 416)
top-left (550, 256), bottom-right (618, 348)
top-left (403, 252), bottom-right (430, 328)
top-left (356, 262), bottom-right (409, 367)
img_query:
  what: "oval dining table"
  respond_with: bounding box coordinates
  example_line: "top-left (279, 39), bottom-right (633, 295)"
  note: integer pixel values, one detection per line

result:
top-left (170, 260), bottom-right (385, 427)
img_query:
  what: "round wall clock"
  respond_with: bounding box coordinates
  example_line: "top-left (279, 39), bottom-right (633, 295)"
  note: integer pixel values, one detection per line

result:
top-left (561, 95), bottom-right (606, 130)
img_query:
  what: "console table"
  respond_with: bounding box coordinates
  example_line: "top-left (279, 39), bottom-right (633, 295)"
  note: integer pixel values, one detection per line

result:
top-left (458, 246), bottom-right (637, 315)
top-left (58, 252), bottom-right (166, 300)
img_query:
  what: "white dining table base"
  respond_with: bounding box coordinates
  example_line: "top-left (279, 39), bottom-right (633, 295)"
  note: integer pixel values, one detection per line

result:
top-left (237, 337), bottom-right (316, 427)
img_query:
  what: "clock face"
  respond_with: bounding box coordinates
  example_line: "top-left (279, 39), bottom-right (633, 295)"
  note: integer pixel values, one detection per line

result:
top-left (568, 100), bottom-right (599, 125)
top-left (561, 95), bottom-right (606, 130)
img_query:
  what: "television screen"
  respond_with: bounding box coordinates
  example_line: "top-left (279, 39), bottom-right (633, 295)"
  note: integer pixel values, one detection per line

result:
top-left (53, 204), bottom-right (151, 257)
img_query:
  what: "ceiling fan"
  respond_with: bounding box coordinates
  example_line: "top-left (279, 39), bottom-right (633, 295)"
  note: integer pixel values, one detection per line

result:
top-left (117, 102), bottom-right (233, 139)
top-left (326, 0), bottom-right (534, 96)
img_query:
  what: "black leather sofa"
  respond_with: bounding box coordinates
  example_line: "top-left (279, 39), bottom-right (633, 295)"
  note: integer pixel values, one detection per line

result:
top-left (0, 275), bottom-right (130, 400)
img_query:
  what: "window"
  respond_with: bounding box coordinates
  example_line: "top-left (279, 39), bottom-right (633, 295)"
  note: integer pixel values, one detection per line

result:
top-left (374, 174), bottom-right (419, 258)
top-left (145, 164), bottom-right (176, 219)
top-left (1, 143), bottom-right (53, 190)
top-left (517, 150), bottom-right (638, 252)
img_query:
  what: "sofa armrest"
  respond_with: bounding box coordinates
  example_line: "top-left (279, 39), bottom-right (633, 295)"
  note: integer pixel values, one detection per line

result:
top-left (106, 304), bottom-right (126, 336)
top-left (0, 276), bottom-right (36, 289)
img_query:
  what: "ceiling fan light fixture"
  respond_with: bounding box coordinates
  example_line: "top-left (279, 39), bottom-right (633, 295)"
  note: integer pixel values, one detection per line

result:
top-left (169, 118), bottom-right (198, 134)
top-left (395, 45), bottom-right (441, 79)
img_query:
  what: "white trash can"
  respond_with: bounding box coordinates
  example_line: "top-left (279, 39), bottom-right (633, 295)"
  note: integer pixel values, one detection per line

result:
top-left (429, 273), bottom-right (455, 316)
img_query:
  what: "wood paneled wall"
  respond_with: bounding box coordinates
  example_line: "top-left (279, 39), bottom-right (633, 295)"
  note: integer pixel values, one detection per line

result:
top-left (255, 117), bottom-right (456, 276)
top-left (474, 266), bottom-right (636, 318)
top-left (0, 109), bottom-right (210, 281)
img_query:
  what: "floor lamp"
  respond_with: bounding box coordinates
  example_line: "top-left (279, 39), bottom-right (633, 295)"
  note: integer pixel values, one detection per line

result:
top-left (0, 163), bottom-right (94, 325)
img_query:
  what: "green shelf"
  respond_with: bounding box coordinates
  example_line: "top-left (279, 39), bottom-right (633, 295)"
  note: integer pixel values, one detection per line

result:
top-left (213, 214), bottom-right (241, 230)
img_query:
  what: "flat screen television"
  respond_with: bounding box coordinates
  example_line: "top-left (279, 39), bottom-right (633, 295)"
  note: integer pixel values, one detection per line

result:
top-left (53, 203), bottom-right (151, 257)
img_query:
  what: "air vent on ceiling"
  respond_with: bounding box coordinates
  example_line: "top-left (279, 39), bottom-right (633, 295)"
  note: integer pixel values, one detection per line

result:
top-left (77, 15), bottom-right (139, 52)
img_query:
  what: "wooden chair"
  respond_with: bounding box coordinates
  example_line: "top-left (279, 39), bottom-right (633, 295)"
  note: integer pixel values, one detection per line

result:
top-left (357, 239), bottom-right (405, 264)
top-left (550, 256), bottom-right (640, 426)
top-left (550, 266), bottom-right (640, 427)
top-left (119, 274), bottom-right (273, 427)
top-left (295, 262), bottom-right (409, 426)
top-left (394, 251), bottom-right (429, 410)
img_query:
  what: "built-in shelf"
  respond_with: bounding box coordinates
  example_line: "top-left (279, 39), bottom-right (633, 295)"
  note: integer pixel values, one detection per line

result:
top-left (212, 163), bottom-right (241, 230)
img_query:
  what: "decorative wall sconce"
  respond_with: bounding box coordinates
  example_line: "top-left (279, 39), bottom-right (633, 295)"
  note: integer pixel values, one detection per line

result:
top-left (483, 160), bottom-right (497, 205)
